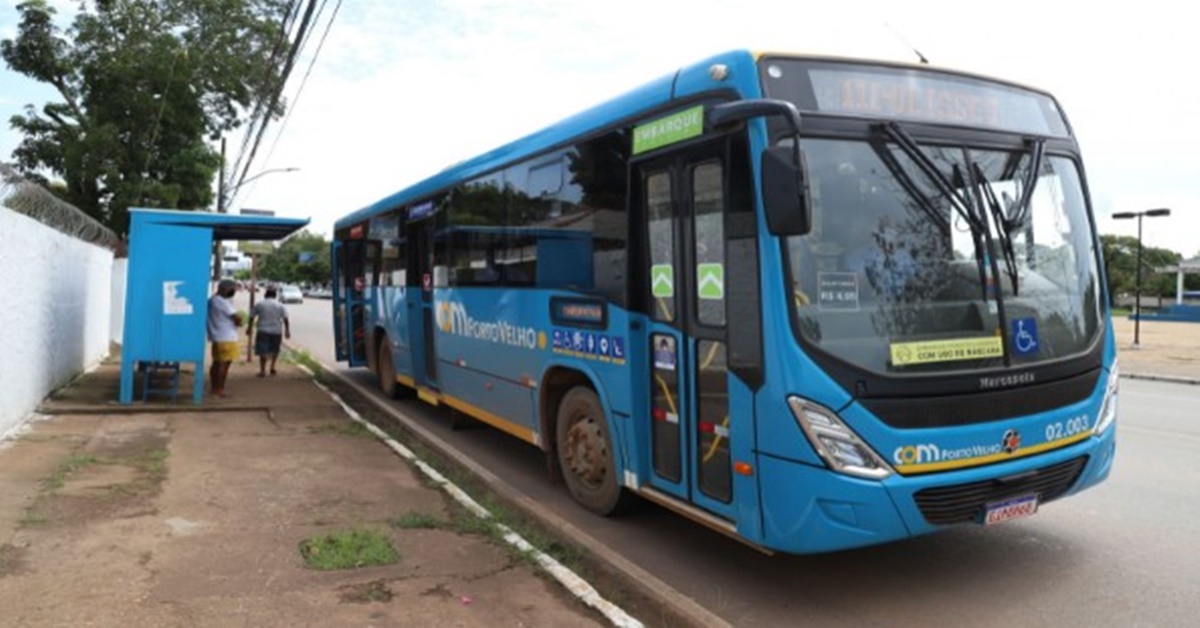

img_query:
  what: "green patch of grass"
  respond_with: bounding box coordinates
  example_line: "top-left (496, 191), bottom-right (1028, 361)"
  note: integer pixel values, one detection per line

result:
top-left (308, 421), bottom-right (372, 438)
top-left (126, 447), bottom-right (169, 476)
top-left (299, 529), bottom-right (399, 570)
top-left (387, 512), bottom-right (447, 530)
top-left (20, 508), bottom-right (46, 526)
top-left (285, 348), bottom-right (324, 374)
top-left (44, 453), bottom-right (100, 490)
top-left (43, 447), bottom-right (170, 491)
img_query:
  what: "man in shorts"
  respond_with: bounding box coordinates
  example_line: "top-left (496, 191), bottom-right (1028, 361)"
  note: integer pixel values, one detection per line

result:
top-left (206, 279), bottom-right (243, 397)
top-left (249, 286), bottom-right (290, 377)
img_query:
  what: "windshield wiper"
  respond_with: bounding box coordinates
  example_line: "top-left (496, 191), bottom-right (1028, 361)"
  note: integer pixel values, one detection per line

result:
top-left (973, 162), bottom-right (1020, 295)
top-left (879, 122), bottom-right (992, 300)
top-left (880, 123), bottom-right (981, 230)
top-left (871, 141), bottom-right (950, 237)
top-left (970, 138), bottom-right (1047, 297)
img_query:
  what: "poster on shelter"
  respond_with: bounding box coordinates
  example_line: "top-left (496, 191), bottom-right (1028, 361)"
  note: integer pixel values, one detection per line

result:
top-left (163, 281), bottom-right (194, 315)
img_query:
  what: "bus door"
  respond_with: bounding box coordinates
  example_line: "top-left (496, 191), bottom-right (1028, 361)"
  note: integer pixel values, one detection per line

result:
top-left (636, 142), bottom-right (740, 520)
top-left (333, 237), bottom-right (370, 366)
top-left (407, 218), bottom-right (439, 392)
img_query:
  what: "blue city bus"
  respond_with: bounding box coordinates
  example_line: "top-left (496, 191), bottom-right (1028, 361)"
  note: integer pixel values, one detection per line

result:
top-left (331, 50), bottom-right (1117, 554)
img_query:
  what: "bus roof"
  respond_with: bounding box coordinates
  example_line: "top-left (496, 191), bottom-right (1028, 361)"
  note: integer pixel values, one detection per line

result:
top-left (335, 49), bottom-right (763, 230)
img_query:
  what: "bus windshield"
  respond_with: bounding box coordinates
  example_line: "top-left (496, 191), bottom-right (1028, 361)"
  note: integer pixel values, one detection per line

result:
top-left (787, 136), bottom-right (1102, 375)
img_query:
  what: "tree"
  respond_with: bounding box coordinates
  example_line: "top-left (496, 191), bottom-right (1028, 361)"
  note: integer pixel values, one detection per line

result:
top-left (258, 230), bottom-right (330, 285)
top-left (1100, 234), bottom-right (1182, 304)
top-left (2, 0), bottom-right (291, 235)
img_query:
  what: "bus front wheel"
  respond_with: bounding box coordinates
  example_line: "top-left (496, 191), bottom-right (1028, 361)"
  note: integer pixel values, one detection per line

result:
top-left (556, 387), bottom-right (629, 516)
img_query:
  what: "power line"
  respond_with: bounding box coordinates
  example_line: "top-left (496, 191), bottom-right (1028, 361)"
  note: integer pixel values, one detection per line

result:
top-left (227, 0), bottom-right (305, 193)
top-left (251, 0), bottom-right (343, 185)
top-left (231, 0), bottom-right (321, 196)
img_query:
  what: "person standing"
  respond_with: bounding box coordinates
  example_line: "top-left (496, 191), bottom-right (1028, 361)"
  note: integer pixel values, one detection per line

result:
top-left (206, 279), bottom-right (243, 397)
top-left (249, 286), bottom-right (290, 377)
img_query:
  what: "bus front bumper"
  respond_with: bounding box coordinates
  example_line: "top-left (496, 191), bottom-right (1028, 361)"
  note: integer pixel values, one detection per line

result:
top-left (757, 427), bottom-right (1116, 554)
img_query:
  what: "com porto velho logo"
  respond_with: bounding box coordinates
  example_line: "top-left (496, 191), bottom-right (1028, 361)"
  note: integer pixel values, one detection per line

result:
top-left (893, 430), bottom-right (1021, 466)
top-left (437, 301), bottom-right (546, 350)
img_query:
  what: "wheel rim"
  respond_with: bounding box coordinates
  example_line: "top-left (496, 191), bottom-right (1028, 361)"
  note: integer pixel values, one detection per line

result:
top-left (564, 412), bottom-right (608, 489)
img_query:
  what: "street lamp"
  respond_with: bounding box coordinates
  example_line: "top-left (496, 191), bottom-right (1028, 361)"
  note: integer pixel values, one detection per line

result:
top-left (1112, 208), bottom-right (1171, 348)
top-left (212, 166), bottom-right (300, 279)
top-left (228, 167), bottom-right (301, 200)
top-left (219, 167), bottom-right (301, 214)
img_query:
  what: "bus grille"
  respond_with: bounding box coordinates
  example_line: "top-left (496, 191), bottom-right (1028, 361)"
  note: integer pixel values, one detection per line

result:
top-left (913, 456), bottom-right (1089, 525)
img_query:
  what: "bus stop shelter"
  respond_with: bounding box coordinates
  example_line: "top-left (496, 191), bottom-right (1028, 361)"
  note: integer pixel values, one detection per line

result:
top-left (1162, 256), bottom-right (1200, 305)
top-left (119, 208), bottom-right (309, 404)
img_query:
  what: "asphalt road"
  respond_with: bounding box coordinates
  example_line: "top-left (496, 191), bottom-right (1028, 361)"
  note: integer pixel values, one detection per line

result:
top-left (283, 296), bottom-right (1200, 627)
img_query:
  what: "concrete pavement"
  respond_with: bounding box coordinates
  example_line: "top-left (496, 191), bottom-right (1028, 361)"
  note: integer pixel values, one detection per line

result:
top-left (1111, 317), bottom-right (1200, 384)
top-left (0, 349), bottom-right (619, 627)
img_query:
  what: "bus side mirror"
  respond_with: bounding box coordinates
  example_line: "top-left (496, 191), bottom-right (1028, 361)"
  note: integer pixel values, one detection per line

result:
top-left (761, 145), bottom-right (812, 236)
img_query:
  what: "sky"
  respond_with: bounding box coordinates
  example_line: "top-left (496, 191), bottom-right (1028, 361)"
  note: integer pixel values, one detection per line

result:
top-left (1, 0), bottom-right (1198, 257)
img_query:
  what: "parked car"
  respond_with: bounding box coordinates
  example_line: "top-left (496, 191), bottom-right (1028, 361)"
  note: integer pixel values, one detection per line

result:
top-left (279, 284), bottom-right (304, 304)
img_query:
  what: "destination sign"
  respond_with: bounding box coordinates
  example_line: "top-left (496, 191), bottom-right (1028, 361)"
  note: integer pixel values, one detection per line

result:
top-left (762, 59), bottom-right (1069, 137)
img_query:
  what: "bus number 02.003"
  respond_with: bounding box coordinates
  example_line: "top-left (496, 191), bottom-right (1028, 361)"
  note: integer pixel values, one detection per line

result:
top-left (1045, 415), bottom-right (1090, 441)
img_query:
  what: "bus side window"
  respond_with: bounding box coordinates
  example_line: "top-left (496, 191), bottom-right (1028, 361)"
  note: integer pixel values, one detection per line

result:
top-left (502, 131), bottom-right (630, 300)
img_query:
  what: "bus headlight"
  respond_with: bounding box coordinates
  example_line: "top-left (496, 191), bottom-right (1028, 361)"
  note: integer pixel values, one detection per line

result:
top-left (1093, 362), bottom-right (1119, 436)
top-left (788, 396), bottom-right (892, 480)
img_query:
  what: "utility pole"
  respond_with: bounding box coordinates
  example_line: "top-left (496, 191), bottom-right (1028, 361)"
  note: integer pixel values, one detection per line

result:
top-left (213, 137), bottom-right (227, 281)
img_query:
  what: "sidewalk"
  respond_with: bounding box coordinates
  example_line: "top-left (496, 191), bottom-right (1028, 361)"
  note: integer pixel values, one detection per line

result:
top-left (1110, 317), bottom-right (1200, 383)
top-left (0, 350), bottom-right (605, 627)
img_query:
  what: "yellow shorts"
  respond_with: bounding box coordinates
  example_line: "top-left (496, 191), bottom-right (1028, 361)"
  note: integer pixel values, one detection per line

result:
top-left (212, 341), bottom-right (240, 363)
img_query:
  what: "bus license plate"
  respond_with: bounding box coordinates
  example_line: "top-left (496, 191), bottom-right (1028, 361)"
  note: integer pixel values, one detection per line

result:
top-left (983, 494), bottom-right (1039, 526)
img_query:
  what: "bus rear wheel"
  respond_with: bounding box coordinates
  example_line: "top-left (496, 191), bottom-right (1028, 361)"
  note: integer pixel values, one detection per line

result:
top-left (556, 387), bottom-right (629, 516)
top-left (377, 338), bottom-right (399, 399)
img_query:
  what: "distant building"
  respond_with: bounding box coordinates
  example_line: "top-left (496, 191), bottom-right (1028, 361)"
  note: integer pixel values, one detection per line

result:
top-left (221, 244), bottom-right (251, 275)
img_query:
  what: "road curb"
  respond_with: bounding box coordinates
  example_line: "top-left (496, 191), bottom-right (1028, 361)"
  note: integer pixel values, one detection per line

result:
top-left (1122, 373), bottom-right (1200, 386)
top-left (302, 354), bottom-right (731, 628)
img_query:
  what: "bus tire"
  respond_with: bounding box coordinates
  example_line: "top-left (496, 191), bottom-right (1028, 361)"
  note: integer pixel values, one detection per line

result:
top-left (556, 386), bottom-right (629, 516)
top-left (377, 338), bottom-right (399, 399)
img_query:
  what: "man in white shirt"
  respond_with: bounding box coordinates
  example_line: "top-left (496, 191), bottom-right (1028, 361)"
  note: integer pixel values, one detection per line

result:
top-left (206, 279), bottom-right (243, 397)
top-left (249, 286), bottom-right (290, 377)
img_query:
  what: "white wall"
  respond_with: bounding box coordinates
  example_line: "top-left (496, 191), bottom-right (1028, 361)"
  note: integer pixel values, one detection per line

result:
top-left (110, 258), bottom-right (127, 345)
top-left (0, 207), bottom-right (113, 435)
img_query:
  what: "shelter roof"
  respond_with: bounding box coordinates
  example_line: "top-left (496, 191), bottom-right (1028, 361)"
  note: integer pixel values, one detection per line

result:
top-left (129, 207), bottom-right (308, 240)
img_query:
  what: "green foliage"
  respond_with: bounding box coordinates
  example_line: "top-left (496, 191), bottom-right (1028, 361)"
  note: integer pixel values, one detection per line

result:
top-left (283, 347), bottom-right (323, 374)
top-left (1100, 234), bottom-right (1186, 303)
top-left (44, 452), bottom-right (100, 490)
top-left (258, 229), bottom-right (330, 285)
top-left (298, 529), bottom-right (399, 570)
top-left (2, 0), bottom-right (291, 234)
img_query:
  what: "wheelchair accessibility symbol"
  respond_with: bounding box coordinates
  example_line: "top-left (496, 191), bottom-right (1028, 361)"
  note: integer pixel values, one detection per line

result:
top-left (1011, 318), bottom-right (1040, 356)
